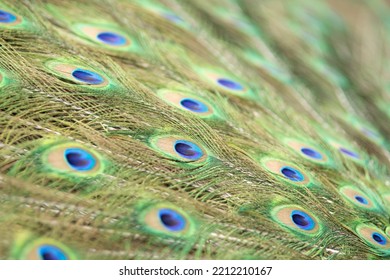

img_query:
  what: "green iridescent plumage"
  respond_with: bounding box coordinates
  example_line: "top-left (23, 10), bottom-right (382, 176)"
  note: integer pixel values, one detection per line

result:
top-left (1, 0), bottom-right (390, 260)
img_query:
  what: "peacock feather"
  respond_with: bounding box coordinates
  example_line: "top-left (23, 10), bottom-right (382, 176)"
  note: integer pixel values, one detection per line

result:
top-left (1, 0), bottom-right (390, 260)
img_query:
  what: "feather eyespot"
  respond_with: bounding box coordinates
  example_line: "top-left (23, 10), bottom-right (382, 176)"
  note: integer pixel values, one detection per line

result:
top-left (355, 195), bottom-right (368, 205)
top-left (96, 31), bottom-right (127, 46)
top-left (352, 124), bottom-right (385, 145)
top-left (149, 135), bottom-right (208, 164)
top-left (12, 235), bottom-right (77, 260)
top-left (339, 147), bottom-right (360, 159)
top-left (0, 10), bottom-right (21, 26)
top-left (0, 10), bottom-right (16, 23)
top-left (339, 186), bottom-right (379, 211)
top-left (290, 210), bottom-right (316, 230)
top-left (137, 2), bottom-right (188, 28)
top-left (280, 166), bottom-right (304, 182)
top-left (357, 126), bottom-right (385, 145)
top-left (72, 24), bottom-right (138, 51)
top-left (196, 68), bottom-right (251, 97)
top-left (83, 27), bottom-right (130, 47)
top-left (137, 203), bottom-right (197, 238)
top-left (180, 98), bottom-right (209, 113)
top-left (355, 224), bottom-right (390, 253)
top-left (261, 158), bottom-right (313, 186)
top-left (156, 89), bottom-right (216, 118)
top-left (284, 139), bottom-right (333, 166)
top-left (300, 148), bottom-right (323, 159)
top-left (209, 74), bottom-right (246, 93)
top-left (37, 245), bottom-right (68, 260)
top-left (71, 69), bottom-right (105, 85)
top-left (174, 140), bottom-right (203, 160)
top-left (39, 142), bottom-right (106, 178)
top-left (216, 78), bottom-right (244, 91)
top-left (317, 130), bottom-right (364, 163)
top-left (160, 12), bottom-right (189, 28)
top-left (162, 13), bottom-right (185, 24)
top-left (271, 205), bottom-right (321, 235)
top-left (372, 233), bottom-right (387, 245)
top-left (45, 61), bottom-right (109, 88)
top-left (344, 116), bottom-right (384, 144)
top-left (327, 140), bottom-right (362, 162)
top-left (158, 208), bottom-right (186, 231)
top-left (64, 148), bottom-right (97, 171)
top-left (361, 127), bottom-right (380, 140)
top-left (242, 50), bottom-right (292, 83)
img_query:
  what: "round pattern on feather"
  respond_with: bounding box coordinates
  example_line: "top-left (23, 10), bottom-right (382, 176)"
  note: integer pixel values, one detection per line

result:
top-left (180, 98), bottom-right (209, 113)
top-left (174, 140), bottom-right (203, 160)
top-left (156, 89), bottom-right (216, 118)
top-left (161, 13), bottom-right (185, 25)
top-left (261, 158), bottom-right (313, 186)
top-left (196, 68), bottom-right (251, 97)
top-left (96, 31), bottom-right (127, 46)
top-left (45, 61), bottom-right (109, 88)
top-left (83, 26), bottom-right (130, 47)
top-left (339, 147), bottom-right (360, 159)
top-left (284, 139), bottom-right (332, 165)
top-left (0, 9), bottom-right (21, 26)
top-left (339, 186), bottom-right (379, 211)
top-left (355, 224), bottom-right (390, 253)
top-left (344, 116), bottom-right (384, 145)
top-left (271, 205), bottom-right (321, 236)
top-left (137, 202), bottom-right (197, 238)
top-left (360, 127), bottom-right (382, 141)
top-left (217, 78), bottom-right (244, 91)
top-left (242, 50), bottom-right (292, 84)
top-left (14, 237), bottom-right (77, 260)
top-left (148, 135), bottom-right (208, 164)
top-left (64, 148), bottom-right (97, 171)
top-left (36, 245), bottom-right (69, 260)
top-left (137, 2), bottom-right (189, 29)
top-left (72, 24), bottom-right (139, 52)
top-left (72, 69), bottom-right (105, 85)
top-left (40, 142), bottom-right (106, 177)
top-left (317, 131), bottom-right (365, 164)
top-left (328, 140), bottom-right (362, 162)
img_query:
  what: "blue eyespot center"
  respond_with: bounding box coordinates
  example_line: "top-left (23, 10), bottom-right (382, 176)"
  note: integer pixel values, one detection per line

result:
top-left (361, 128), bottom-right (379, 139)
top-left (174, 140), bottom-right (203, 160)
top-left (97, 32), bottom-right (127, 46)
top-left (354, 195), bottom-right (368, 205)
top-left (71, 69), bottom-right (104, 85)
top-left (372, 233), bottom-right (387, 245)
top-left (300, 147), bottom-right (323, 160)
top-left (0, 10), bottom-right (17, 23)
top-left (280, 166), bottom-right (304, 182)
top-left (38, 245), bottom-right (67, 260)
top-left (180, 98), bottom-right (209, 113)
top-left (162, 13), bottom-right (184, 24)
top-left (290, 210), bottom-right (315, 231)
top-left (339, 147), bottom-right (360, 159)
top-left (158, 209), bottom-right (186, 231)
top-left (64, 148), bottom-right (96, 171)
top-left (217, 78), bottom-right (244, 91)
